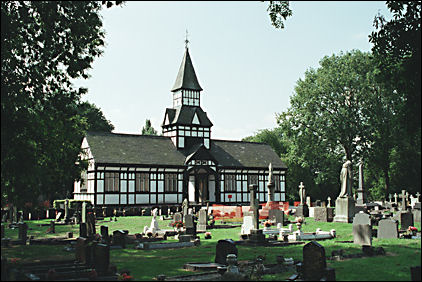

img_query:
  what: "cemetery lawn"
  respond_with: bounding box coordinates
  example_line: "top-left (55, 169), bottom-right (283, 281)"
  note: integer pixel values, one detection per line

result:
top-left (2, 216), bottom-right (420, 281)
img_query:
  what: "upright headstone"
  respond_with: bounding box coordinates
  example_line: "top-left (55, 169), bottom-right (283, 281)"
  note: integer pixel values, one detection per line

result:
top-left (378, 218), bottom-right (399, 239)
top-left (112, 230), bottom-right (127, 248)
top-left (81, 202), bottom-right (87, 223)
top-left (94, 243), bottom-right (110, 273)
top-left (17, 222), bottom-right (28, 243)
top-left (296, 182), bottom-right (309, 217)
top-left (79, 223), bottom-right (88, 238)
top-left (353, 213), bottom-right (372, 246)
top-left (215, 239), bottom-right (238, 265)
top-left (174, 212), bottom-right (183, 223)
top-left (314, 207), bottom-right (334, 222)
top-left (268, 209), bottom-right (284, 225)
top-left (100, 226), bottom-right (110, 244)
top-left (327, 197), bottom-right (332, 207)
top-left (394, 193), bottom-right (398, 206)
top-left (86, 212), bottom-right (96, 238)
top-left (161, 205), bottom-right (169, 216)
top-left (49, 220), bottom-right (55, 234)
top-left (182, 198), bottom-right (189, 221)
top-left (240, 215), bottom-right (254, 235)
top-left (356, 162), bottom-right (367, 205)
top-left (302, 241), bottom-right (327, 281)
top-left (64, 199), bottom-right (70, 223)
top-left (197, 209), bottom-right (207, 232)
top-left (388, 194), bottom-right (392, 203)
top-left (75, 237), bottom-right (88, 263)
top-left (267, 163), bottom-right (275, 203)
top-left (249, 184), bottom-right (260, 230)
top-left (353, 212), bottom-right (371, 226)
top-left (413, 202), bottom-right (421, 223)
top-left (306, 196), bottom-right (311, 207)
top-left (184, 214), bottom-right (196, 236)
top-left (399, 211), bottom-right (414, 231)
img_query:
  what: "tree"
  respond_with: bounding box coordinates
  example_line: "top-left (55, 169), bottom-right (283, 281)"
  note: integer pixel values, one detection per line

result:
top-left (369, 1), bottom-right (421, 196)
top-left (77, 101), bottom-right (115, 132)
top-left (1, 1), bottom-right (121, 208)
top-left (242, 128), bottom-right (285, 157)
top-left (265, 1), bottom-right (292, 29)
top-left (141, 119), bottom-right (158, 136)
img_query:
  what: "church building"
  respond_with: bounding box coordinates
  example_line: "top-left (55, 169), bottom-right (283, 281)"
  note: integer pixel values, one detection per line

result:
top-left (73, 44), bottom-right (287, 207)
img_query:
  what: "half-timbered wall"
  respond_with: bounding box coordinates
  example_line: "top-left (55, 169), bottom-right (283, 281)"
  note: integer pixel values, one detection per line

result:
top-left (163, 125), bottom-right (211, 149)
top-left (73, 138), bottom-right (95, 204)
top-left (219, 169), bottom-right (286, 204)
top-left (93, 166), bottom-right (185, 206)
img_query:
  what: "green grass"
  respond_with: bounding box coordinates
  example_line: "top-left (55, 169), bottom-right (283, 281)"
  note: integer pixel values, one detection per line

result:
top-left (2, 216), bottom-right (421, 281)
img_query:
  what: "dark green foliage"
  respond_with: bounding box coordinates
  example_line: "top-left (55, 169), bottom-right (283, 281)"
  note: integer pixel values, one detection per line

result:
top-left (141, 119), bottom-right (158, 136)
top-left (1, 2), bottom-right (118, 208)
top-left (266, 1), bottom-right (292, 29)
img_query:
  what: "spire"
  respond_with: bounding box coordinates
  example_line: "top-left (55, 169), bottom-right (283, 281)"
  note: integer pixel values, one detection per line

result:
top-left (171, 42), bottom-right (203, 92)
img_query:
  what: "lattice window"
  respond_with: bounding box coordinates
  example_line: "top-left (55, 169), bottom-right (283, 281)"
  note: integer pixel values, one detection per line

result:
top-left (224, 174), bottom-right (236, 192)
top-left (104, 172), bottom-right (119, 192)
top-left (165, 173), bottom-right (178, 192)
top-left (136, 173), bottom-right (149, 192)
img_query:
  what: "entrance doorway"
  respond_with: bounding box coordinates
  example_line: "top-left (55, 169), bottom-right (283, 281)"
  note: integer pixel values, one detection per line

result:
top-left (196, 174), bottom-right (208, 204)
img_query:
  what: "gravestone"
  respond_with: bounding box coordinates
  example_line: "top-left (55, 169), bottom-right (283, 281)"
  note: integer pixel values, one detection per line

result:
top-left (112, 230), bottom-right (127, 248)
top-left (55, 212), bottom-right (62, 222)
top-left (249, 184), bottom-right (260, 229)
top-left (399, 211), bottom-right (414, 231)
top-left (356, 162), bottom-right (367, 205)
top-left (296, 182), bottom-right (309, 217)
top-left (100, 226), bottom-right (110, 244)
top-left (378, 219), bottom-right (398, 239)
top-left (79, 223), bottom-right (88, 238)
top-left (314, 207), bottom-right (334, 222)
top-left (399, 190), bottom-right (408, 211)
top-left (64, 199), bottom-right (70, 223)
top-left (268, 209), bottom-right (284, 225)
top-left (197, 209), bottom-right (207, 232)
top-left (49, 220), bottom-right (55, 233)
top-left (215, 239), bottom-right (238, 265)
top-left (353, 212), bottom-right (371, 226)
top-left (81, 202), bottom-right (87, 223)
top-left (240, 215), bottom-right (254, 235)
top-left (353, 224), bottom-right (372, 246)
top-left (302, 241), bottom-right (326, 281)
top-left (161, 205), bottom-right (169, 216)
top-left (86, 212), bottom-right (96, 238)
top-left (182, 198), bottom-right (189, 220)
top-left (184, 214), bottom-right (196, 235)
top-left (306, 196), bottom-right (311, 207)
top-left (413, 203), bottom-right (421, 223)
top-left (94, 243), bottom-right (110, 273)
top-left (17, 222), bottom-right (28, 242)
top-left (75, 237), bottom-right (88, 263)
top-left (174, 212), bottom-right (183, 223)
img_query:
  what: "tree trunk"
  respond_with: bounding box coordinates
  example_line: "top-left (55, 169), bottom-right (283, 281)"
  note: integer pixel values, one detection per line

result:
top-left (383, 166), bottom-right (390, 200)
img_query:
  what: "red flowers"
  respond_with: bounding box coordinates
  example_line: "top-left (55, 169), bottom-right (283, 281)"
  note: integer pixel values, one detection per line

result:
top-left (171, 220), bottom-right (184, 228)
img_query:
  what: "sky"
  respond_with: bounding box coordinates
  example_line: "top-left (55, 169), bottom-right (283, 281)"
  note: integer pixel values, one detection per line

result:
top-left (73, 1), bottom-right (391, 140)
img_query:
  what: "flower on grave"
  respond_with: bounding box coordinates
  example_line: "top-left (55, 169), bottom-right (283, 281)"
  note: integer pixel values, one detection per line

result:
top-left (94, 233), bottom-right (102, 241)
top-left (264, 221), bottom-right (272, 227)
top-left (118, 272), bottom-right (133, 281)
top-left (10, 258), bottom-right (21, 264)
top-left (171, 220), bottom-right (184, 228)
top-left (408, 226), bottom-right (418, 232)
top-left (88, 269), bottom-right (98, 280)
top-left (296, 217), bottom-right (304, 223)
top-left (204, 232), bottom-right (212, 239)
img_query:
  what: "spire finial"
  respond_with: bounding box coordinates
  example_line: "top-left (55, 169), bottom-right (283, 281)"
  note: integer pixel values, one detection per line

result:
top-left (185, 29), bottom-right (189, 49)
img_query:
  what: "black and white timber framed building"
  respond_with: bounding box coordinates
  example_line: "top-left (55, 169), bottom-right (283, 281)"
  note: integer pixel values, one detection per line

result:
top-left (74, 45), bottom-right (287, 207)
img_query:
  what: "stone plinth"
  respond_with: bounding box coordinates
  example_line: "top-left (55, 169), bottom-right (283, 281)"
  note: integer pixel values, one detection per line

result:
top-left (296, 204), bottom-right (309, 217)
top-left (334, 197), bottom-right (355, 223)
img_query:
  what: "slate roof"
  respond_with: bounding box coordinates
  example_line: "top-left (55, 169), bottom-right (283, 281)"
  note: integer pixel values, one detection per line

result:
top-left (85, 132), bottom-right (287, 169)
top-left (171, 47), bottom-right (203, 92)
top-left (162, 106), bottom-right (213, 127)
top-left (85, 132), bottom-right (186, 166)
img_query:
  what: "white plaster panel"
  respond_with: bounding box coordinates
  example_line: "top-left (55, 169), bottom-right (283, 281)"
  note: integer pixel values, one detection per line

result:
top-left (97, 180), bottom-right (104, 192)
top-left (189, 176), bottom-right (195, 202)
top-left (158, 181), bottom-right (164, 193)
top-left (136, 194), bottom-right (149, 204)
top-left (158, 194), bottom-right (164, 203)
top-left (105, 194), bottom-right (119, 205)
top-left (128, 181), bottom-right (135, 192)
top-left (120, 181), bottom-right (127, 193)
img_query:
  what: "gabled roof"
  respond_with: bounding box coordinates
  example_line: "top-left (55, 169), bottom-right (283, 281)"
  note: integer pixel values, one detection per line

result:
top-left (162, 106), bottom-right (213, 127)
top-left (185, 144), bottom-right (218, 164)
top-left (210, 140), bottom-right (287, 169)
top-left (85, 132), bottom-right (186, 166)
top-left (84, 132), bottom-right (287, 170)
top-left (171, 47), bottom-right (203, 92)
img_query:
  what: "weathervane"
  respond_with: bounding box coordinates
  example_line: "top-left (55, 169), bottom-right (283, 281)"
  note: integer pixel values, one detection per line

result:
top-left (185, 29), bottom-right (189, 49)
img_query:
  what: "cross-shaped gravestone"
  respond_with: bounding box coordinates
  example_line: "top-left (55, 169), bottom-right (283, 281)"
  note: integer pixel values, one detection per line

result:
top-left (394, 193), bottom-right (398, 205)
top-left (399, 190), bottom-right (407, 210)
top-left (388, 194), bottom-right (392, 203)
top-left (299, 182), bottom-right (305, 205)
top-left (327, 197), bottom-right (331, 207)
top-left (416, 192), bottom-right (421, 203)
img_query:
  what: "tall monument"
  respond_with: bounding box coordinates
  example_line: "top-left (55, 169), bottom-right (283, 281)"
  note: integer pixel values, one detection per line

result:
top-left (333, 160), bottom-right (355, 223)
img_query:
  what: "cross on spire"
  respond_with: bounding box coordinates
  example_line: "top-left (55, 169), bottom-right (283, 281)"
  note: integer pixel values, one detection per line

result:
top-left (185, 29), bottom-right (189, 49)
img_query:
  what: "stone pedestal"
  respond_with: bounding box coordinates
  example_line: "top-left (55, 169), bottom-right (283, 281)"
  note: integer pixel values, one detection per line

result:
top-left (334, 197), bottom-right (355, 223)
top-left (296, 204), bottom-right (309, 217)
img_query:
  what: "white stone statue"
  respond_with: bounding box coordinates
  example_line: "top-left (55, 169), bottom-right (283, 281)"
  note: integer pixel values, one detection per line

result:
top-left (298, 182), bottom-right (306, 205)
top-left (338, 160), bottom-right (353, 198)
top-left (268, 163), bottom-right (273, 185)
